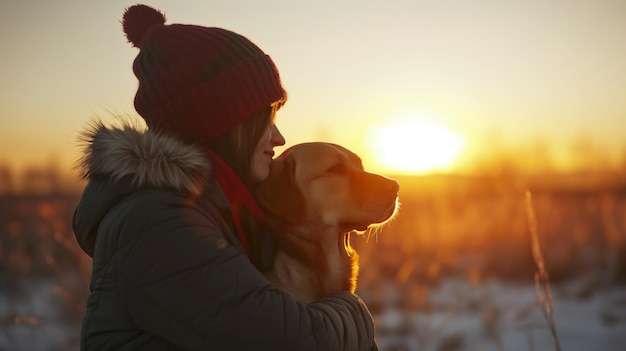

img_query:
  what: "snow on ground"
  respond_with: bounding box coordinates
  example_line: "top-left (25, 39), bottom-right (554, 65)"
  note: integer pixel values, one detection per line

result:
top-left (375, 277), bottom-right (626, 351)
top-left (0, 275), bottom-right (81, 351)
top-left (1, 274), bottom-right (625, 350)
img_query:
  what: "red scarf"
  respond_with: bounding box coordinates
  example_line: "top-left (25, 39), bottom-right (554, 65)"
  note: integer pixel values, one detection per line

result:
top-left (200, 148), bottom-right (268, 253)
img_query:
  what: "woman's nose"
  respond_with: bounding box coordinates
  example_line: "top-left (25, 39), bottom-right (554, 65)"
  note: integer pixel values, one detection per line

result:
top-left (271, 124), bottom-right (286, 146)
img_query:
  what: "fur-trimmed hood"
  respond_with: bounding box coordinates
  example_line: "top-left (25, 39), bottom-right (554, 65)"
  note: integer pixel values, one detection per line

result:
top-left (76, 121), bottom-right (213, 195)
top-left (73, 121), bottom-right (218, 257)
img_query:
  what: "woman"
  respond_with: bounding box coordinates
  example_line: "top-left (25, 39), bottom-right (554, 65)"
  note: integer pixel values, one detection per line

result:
top-left (72, 4), bottom-right (378, 351)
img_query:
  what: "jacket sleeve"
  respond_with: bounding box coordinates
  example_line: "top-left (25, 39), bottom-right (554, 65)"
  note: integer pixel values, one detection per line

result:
top-left (114, 196), bottom-right (377, 350)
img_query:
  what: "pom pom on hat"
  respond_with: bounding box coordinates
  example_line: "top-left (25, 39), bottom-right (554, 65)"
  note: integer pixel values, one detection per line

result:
top-left (122, 4), bottom-right (166, 48)
top-left (123, 4), bottom-right (286, 144)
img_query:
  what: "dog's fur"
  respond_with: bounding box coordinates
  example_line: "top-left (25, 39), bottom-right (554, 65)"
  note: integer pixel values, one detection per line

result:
top-left (254, 142), bottom-right (399, 303)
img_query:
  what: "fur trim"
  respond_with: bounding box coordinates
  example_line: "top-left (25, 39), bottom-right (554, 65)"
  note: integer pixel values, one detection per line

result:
top-left (76, 119), bottom-right (211, 195)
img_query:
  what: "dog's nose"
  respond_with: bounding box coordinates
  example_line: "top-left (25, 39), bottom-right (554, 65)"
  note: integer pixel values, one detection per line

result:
top-left (388, 180), bottom-right (400, 194)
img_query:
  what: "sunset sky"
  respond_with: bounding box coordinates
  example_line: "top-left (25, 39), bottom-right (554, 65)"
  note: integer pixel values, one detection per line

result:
top-left (1, 0), bottom-right (625, 177)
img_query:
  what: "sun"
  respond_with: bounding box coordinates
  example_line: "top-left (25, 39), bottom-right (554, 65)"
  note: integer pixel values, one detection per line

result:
top-left (369, 116), bottom-right (465, 174)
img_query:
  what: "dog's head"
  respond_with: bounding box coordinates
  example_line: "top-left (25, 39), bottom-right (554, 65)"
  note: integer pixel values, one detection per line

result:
top-left (254, 142), bottom-right (399, 237)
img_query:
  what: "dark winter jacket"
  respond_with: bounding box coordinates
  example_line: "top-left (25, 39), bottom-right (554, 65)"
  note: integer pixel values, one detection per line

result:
top-left (72, 122), bottom-right (378, 351)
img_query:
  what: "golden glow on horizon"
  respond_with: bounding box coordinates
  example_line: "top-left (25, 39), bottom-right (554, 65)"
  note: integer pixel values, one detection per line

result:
top-left (1, 2), bottom-right (625, 179)
top-left (369, 116), bottom-right (465, 174)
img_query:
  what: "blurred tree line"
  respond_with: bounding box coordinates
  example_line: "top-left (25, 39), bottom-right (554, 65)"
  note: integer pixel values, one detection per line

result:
top-left (0, 161), bottom-right (84, 196)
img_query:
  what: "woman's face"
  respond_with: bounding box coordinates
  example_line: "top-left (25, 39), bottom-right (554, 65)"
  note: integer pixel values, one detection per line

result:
top-left (250, 123), bottom-right (285, 183)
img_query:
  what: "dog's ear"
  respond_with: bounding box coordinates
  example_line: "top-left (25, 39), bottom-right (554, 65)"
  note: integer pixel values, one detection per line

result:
top-left (253, 156), bottom-right (305, 224)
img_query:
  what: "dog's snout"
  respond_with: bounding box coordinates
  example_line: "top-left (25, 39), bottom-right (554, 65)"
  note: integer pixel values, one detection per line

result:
top-left (357, 173), bottom-right (400, 196)
top-left (388, 179), bottom-right (399, 194)
top-left (378, 176), bottom-right (399, 196)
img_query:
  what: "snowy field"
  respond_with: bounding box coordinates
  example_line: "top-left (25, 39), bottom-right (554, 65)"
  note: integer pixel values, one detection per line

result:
top-left (1, 275), bottom-right (625, 351)
top-left (374, 277), bottom-right (626, 351)
top-left (0, 275), bottom-right (81, 351)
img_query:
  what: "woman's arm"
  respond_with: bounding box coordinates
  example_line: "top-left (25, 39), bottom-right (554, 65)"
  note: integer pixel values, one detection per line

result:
top-left (115, 195), bottom-right (376, 350)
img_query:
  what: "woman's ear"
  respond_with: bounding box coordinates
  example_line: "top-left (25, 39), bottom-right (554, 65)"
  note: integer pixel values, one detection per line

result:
top-left (253, 156), bottom-right (305, 225)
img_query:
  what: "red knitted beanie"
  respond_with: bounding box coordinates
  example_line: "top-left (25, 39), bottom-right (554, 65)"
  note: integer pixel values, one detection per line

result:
top-left (122, 4), bottom-right (286, 144)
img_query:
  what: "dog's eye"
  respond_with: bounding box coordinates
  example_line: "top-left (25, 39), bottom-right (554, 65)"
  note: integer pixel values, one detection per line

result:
top-left (327, 163), bottom-right (347, 175)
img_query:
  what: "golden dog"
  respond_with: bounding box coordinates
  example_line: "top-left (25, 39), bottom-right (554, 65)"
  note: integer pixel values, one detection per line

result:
top-left (254, 142), bottom-right (399, 303)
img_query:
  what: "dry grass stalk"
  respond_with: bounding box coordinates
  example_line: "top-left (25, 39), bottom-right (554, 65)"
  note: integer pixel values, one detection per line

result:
top-left (525, 190), bottom-right (562, 351)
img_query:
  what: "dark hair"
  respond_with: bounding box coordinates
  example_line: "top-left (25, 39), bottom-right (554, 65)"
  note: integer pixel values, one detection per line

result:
top-left (204, 105), bottom-right (278, 270)
top-left (203, 105), bottom-right (275, 188)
